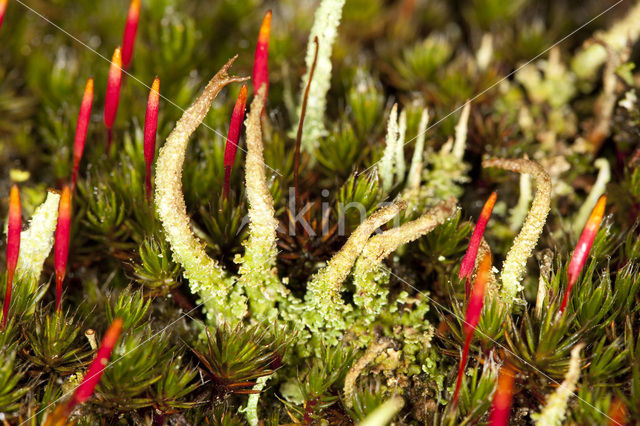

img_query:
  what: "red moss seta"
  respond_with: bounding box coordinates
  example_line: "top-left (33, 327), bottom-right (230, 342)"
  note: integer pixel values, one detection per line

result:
top-left (45, 318), bottom-right (123, 424)
top-left (488, 367), bottom-right (515, 426)
top-left (69, 318), bottom-right (123, 407)
top-left (451, 252), bottom-right (491, 406)
top-left (607, 396), bottom-right (627, 426)
top-left (121, 0), bottom-right (140, 69)
top-left (0, 0), bottom-right (8, 33)
top-left (2, 185), bottom-right (20, 328)
top-left (459, 192), bottom-right (497, 283)
top-left (144, 76), bottom-right (160, 201)
top-left (223, 84), bottom-right (248, 199)
top-left (559, 194), bottom-right (607, 314)
top-left (72, 78), bottom-right (94, 191)
top-left (54, 186), bottom-right (71, 313)
top-left (104, 47), bottom-right (123, 150)
top-left (252, 10), bottom-right (271, 100)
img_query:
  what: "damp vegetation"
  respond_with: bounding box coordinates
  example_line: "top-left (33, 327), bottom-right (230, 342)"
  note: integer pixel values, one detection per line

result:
top-left (0, 0), bottom-right (639, 424)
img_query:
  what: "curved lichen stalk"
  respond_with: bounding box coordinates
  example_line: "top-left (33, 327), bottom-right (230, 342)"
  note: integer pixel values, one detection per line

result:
top-left (483, 158), bottom-right (551, 306)
top-left (154, 57), bottom-right (248, 323)
top-left (235, 86), bottom-right (288, 318)
top-left (304, 201), bottom-right (406, 330)
top-left (353, 198), bottom-right (457, 313)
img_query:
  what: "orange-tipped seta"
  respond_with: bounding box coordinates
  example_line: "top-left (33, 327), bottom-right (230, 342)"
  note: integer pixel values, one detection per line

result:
top-left (2, 185), bottom-right (20, 328)
top-left (44, 318), bottom-right (123, 425)
top-left (72, 78), bottom-right (94, 191)
top-left (54, 186), bottom-right (71, 313)
top-left (121, 0), bottom-right (140, 69)
top-left (559, 194), bottom-right (607, 314)
top-left (144, 76), bottom-right (160, 201)
top-left (223, 84), bottom-right (248, 199)
top-left (252, 10), bottom-right (271, 99)
top-left (459, 192), bottom-right (496, 285)
top-left (104, 47), bottom-right (123, 151)
top-left (0, 0), bottom-right (8, 33)
top-left (488, 366), bottom-right (515, 426)
top-left (451, 252), bottom-right (492, 407)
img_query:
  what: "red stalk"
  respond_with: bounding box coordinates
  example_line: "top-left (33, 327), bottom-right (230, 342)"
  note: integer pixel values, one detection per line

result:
top-left (54, 186), bottom-right (71, 313)
top-left (488, 367), bottom-right (515, 426)
top-left (72, 78), bottom-right (94, 192)
top-left (45, 318), bottom-right (123, 425)
top-left (0, 0), bottom-right (8, 33)
top-left (559, 194), bottom-right (606, 314)
top-left (252, 10), bottom-right (271, 99)
top-left (223, 84), bottom-right (248, 199)
top-left (451, 252), bottom-right (492, 406)
top-left (2, 185), bottom-right (20, 328)
top-left (104, 47), bottom-right (123, 151)
top-left (459, 192), bottom-right (497, 284)
top-left (607, 396), bottom-right (627, 426)
top-left (144, 76), bottom-right (160, 201)
top-left (121, 0), bottom-right (140, 69)
top-left (70, 318), bottom-right (123, 407)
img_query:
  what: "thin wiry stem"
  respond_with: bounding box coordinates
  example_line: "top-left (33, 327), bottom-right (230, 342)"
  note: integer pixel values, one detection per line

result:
top-left (294, 36), bottom-right (319, 205)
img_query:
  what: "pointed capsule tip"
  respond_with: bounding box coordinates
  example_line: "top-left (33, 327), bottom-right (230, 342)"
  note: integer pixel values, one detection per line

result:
top-left (113, 46), bottom-right (122, 64)
top-left (151, 76), bottom-right (160, 94)
top-left (85, 77), bottom-right (94, 94)
top-left (259, 10), bottom-right (272, 41)
top-left (459, 192), bottom-right (497, 280)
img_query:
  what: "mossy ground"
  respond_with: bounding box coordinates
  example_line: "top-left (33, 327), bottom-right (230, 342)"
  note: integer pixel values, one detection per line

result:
top-left (0, 0), bottom-right (639, 424)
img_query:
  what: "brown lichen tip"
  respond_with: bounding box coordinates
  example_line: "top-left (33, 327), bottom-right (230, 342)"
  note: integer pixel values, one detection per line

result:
top-left (482, 158), bottom-right (551, 305)
top-left (155, 56), bottom-right (248, 299)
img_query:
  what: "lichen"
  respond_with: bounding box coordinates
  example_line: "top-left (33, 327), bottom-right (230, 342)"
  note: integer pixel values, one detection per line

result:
top-left (296, 0), bottom-right (346, 153)
top-left (234, 86), bottom-right (288, 320)
top-left (483, 158), bottom-right (551, 306)
top-left (532, 344), bottom-right (584, 425)
top-left (154, 57), bottom-right (248, 323)
top-left (15, 191), bottom-right (60, 282)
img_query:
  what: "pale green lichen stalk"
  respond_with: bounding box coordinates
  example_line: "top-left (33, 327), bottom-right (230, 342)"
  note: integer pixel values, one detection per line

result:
top-left (353, 198), bottom-right (457, 314)
top-left (407, 108), bottom-right (429, 190)
top-left (240, 374), bottom-right (272, 426)
top-left (297, 0), bottom-right (346, 153)
top-left (379, 103), bottom-right (399, 193)
top-left (509, 172), bottom-right (532, 232)
top-left (154, 57), bottom-right (248, 323)
top-left (304, 201), bottom-right (405, 330)
top-left (235, 86), bottom-right (288, 319)
top-left (15, 191), bottom-right (60, 282)
top-left (532, 344), bottom-right (584, 425)
top-left (452, 101), bottom-right (470, 161)
top-left (483, 158), bottom-right (551, 306)
top-left (395, 109), bottom-right (407, 183)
